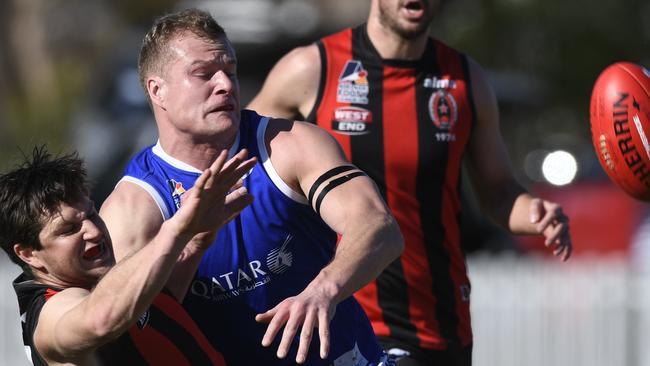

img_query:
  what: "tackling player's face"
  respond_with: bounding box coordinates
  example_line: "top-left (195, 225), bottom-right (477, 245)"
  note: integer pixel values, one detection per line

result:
top-left (158, 32), bottom-right (241, 143)
top-left (25, 197), bottom-right (114, 288)
top-left (377, 0), bottom-right (438, 40)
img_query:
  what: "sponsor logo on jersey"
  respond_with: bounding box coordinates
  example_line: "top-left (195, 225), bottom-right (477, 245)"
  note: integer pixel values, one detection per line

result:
top-left (267, 235), bottom-right (293, 274)
top-left (337, 60), bottom-right (369, 104)
top-left (136, 309), bottom-right (150, 329)
top-left (190, 234), bottom-right (295, 303)
top-left (331, 106), bottom-right (373, 135)
top-left (423, 75), bottom-right (457, 90)
top-left (429, 90), bottom-right (458, 142)
top-left (167, 179), bottom-right (186, 209)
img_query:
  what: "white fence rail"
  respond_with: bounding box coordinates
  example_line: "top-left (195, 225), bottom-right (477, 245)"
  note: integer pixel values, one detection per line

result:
top-left (1, 252), bottom-right (648, 365)
top-left (470, 254), bottom-right (650, 366)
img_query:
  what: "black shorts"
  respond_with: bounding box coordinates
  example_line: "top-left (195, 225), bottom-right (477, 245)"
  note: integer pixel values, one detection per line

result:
top-left (379, 337), bottom-right (472, 366)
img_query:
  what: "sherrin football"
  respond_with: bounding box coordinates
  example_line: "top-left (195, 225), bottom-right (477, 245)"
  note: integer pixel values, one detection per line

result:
top-left (590, 62), bottom-right (650, 201)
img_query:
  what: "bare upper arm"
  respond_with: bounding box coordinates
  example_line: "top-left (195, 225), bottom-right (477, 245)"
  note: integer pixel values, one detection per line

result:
top-left (33, 288), bottom-right (94, 362)
top-left (99, 181), bottom-right (164, 262)
top-left (266, 119), bottom-right (390, 234)
top-left (247, 44), bottom-right (321, 120)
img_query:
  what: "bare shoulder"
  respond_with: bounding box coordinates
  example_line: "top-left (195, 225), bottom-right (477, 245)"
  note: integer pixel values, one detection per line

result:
top-left (282, 44), bottom-right (321, 73)
top-left (265, 118), bottom-right (348, 193)
top-left (267, 118), bottom-right (342, 161)
top-left (248, 44), bottom-right (321, 119)
top-left (100, 181), bottom-right (164, 261)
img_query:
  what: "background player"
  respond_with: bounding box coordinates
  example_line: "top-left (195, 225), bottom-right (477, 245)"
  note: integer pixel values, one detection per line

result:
top-left (0, 146), bottom-right (254, 365)
top-left (99, 8), bottom-right (404, 365)
top-left (248, 0), bottom-right (572, 364)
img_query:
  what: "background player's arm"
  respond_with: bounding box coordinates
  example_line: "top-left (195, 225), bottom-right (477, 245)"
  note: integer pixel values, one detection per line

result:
top-left (255, 119), bottom-right (404, 363)
top-left (464, 56), bottom-right (571, 260)
top-left (35, 154), bottom-right (253, 362)
top-left (247, 44), bottom-right (320, 119)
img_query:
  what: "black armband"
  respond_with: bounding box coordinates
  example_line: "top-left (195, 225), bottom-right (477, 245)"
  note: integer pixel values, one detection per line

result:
top-left (307, 165), bottom-right (357, 205)
top-left (308, 165), bottom-right (366, 215)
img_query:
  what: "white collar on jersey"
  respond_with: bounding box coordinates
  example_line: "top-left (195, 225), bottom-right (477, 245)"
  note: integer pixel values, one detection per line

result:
top-left (151, 132), bottom-right (241, 174)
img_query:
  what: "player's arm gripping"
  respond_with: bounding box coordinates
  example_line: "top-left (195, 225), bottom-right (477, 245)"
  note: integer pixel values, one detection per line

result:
top-left (100, 150), bottom-right (256, 301)
top-left (464, 56), bottom-right (572, 260)
top-left (254, 119), bottom-right (404, 364)
top-left (35, 151), bottom-right (255, 362)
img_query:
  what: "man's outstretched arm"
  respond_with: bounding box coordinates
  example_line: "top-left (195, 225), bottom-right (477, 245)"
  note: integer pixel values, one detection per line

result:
top-left (36, 151), bottom-right (255, 362)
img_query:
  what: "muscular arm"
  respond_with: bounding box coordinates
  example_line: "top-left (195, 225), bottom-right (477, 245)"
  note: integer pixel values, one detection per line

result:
top-left (255, 119), bottom-right (404, 363)
top-left (35, 152), bottom-right (254, 363)
top-left (99, 182), bottom-right (206, 301)
top-left (247, 44), bottom-right (321, 120)
top-left (464, 56), bottom-right (571, 259)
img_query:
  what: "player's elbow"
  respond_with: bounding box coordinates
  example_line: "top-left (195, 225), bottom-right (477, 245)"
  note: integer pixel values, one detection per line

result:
top-left (378, 213), bottom-right (404, 262)
top-left (84, 306), bottom-right (127, 343)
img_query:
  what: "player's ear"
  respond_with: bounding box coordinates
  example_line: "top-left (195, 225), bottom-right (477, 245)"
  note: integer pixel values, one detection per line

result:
top-left (147, 76), bottom-right (166, 109)
top-left (14, 244), bottom-right (46, 270)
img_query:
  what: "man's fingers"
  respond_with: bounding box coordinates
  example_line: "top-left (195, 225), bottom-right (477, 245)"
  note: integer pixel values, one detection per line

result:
top-left (206, 150), bottom-right (230, 185)
top-left (543, 222), bottom-right (566, 246)
top-left (214, 156), bottom-right (256, 195)
top-left (193, 169), bottom-right (211, 195)
top-left (259, 307), bottom-right (288, 348)
top-left (255, 307), bottom-right (277, 324)
top-left (220, 149), bottom-right (249, 175)
top-left (536, 206), bottom-right (563, 233)
top-left (562, 241), bottom-right (573, 261)
top-left (224, 187), bottom-right (253, 219)
top-left (296, 310), bottom-right (316, 364)
top-left (529, 198), bottom-right (543, 223)
top-left (318, 309), bottom-right (330, 359)
top-left (277, 310), bottom-right (304, 359)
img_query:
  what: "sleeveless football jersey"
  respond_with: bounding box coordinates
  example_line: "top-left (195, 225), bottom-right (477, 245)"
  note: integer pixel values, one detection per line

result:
top-left (12, 273), bottom-right (226, 365)
top-left (307, 24), bottom-right (476, 351)
top-left (120, 110), bottom-right (384, 365)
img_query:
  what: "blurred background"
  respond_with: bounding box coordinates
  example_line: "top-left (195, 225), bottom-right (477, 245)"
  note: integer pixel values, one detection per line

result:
top-left (0, 0), bottom-right (648, 365)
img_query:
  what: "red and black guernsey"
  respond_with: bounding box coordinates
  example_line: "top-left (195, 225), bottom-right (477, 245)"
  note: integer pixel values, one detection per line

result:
top-left (12, 273), bottom-right (227, 365)
top-left (306, 24), bottom-right (476, 351)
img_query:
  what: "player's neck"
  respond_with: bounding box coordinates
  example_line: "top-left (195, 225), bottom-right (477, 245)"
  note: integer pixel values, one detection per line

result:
top-left (158, 130), bottom-right (237, 172)
top-left (366, 20), bottom-right (430, 61)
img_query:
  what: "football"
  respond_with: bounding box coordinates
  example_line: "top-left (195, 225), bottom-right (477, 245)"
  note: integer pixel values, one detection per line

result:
top-left (590, 62), bottom-right (650, 201)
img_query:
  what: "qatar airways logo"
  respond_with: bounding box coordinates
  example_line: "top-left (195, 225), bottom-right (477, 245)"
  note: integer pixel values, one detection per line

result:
top-left (190, 235), bottom-right (294, 303)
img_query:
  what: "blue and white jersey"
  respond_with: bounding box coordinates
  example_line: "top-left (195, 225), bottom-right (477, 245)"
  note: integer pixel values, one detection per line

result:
top-left (119, 110), bottom-right (384, 365)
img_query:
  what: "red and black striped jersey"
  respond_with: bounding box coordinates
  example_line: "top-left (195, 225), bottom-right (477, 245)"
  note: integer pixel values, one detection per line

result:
top-left (12, 273), bottom-right (227, 365)
top-left (306, 24), bottom-right (476, 351)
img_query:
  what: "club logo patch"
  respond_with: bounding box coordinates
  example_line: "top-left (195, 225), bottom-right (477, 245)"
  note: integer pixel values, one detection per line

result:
top-left (429, 90), bottom-right (458, 130)
top-left (337, 60), bottom-right (369, 104)
top-left (167, 179), bottom-right (186, 209)
top-left (331, 106), bottom-right (373, 135)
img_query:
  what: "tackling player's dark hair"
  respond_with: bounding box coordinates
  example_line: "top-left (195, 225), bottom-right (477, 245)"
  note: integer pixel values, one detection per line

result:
top-left (0, 146), bottom-right (88, 273)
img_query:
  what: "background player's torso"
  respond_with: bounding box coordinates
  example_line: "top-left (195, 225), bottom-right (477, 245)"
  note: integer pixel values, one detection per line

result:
top-left (309, 24), bottom-right (475, 350)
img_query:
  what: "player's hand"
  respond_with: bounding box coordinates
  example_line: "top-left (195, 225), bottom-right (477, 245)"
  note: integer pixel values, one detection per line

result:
top-left (174, 149), bottom-right (256, 239)
top-left (254, 285), bottom-right (337, 364)
top-left (529, 198), bottom-right (572, 261)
